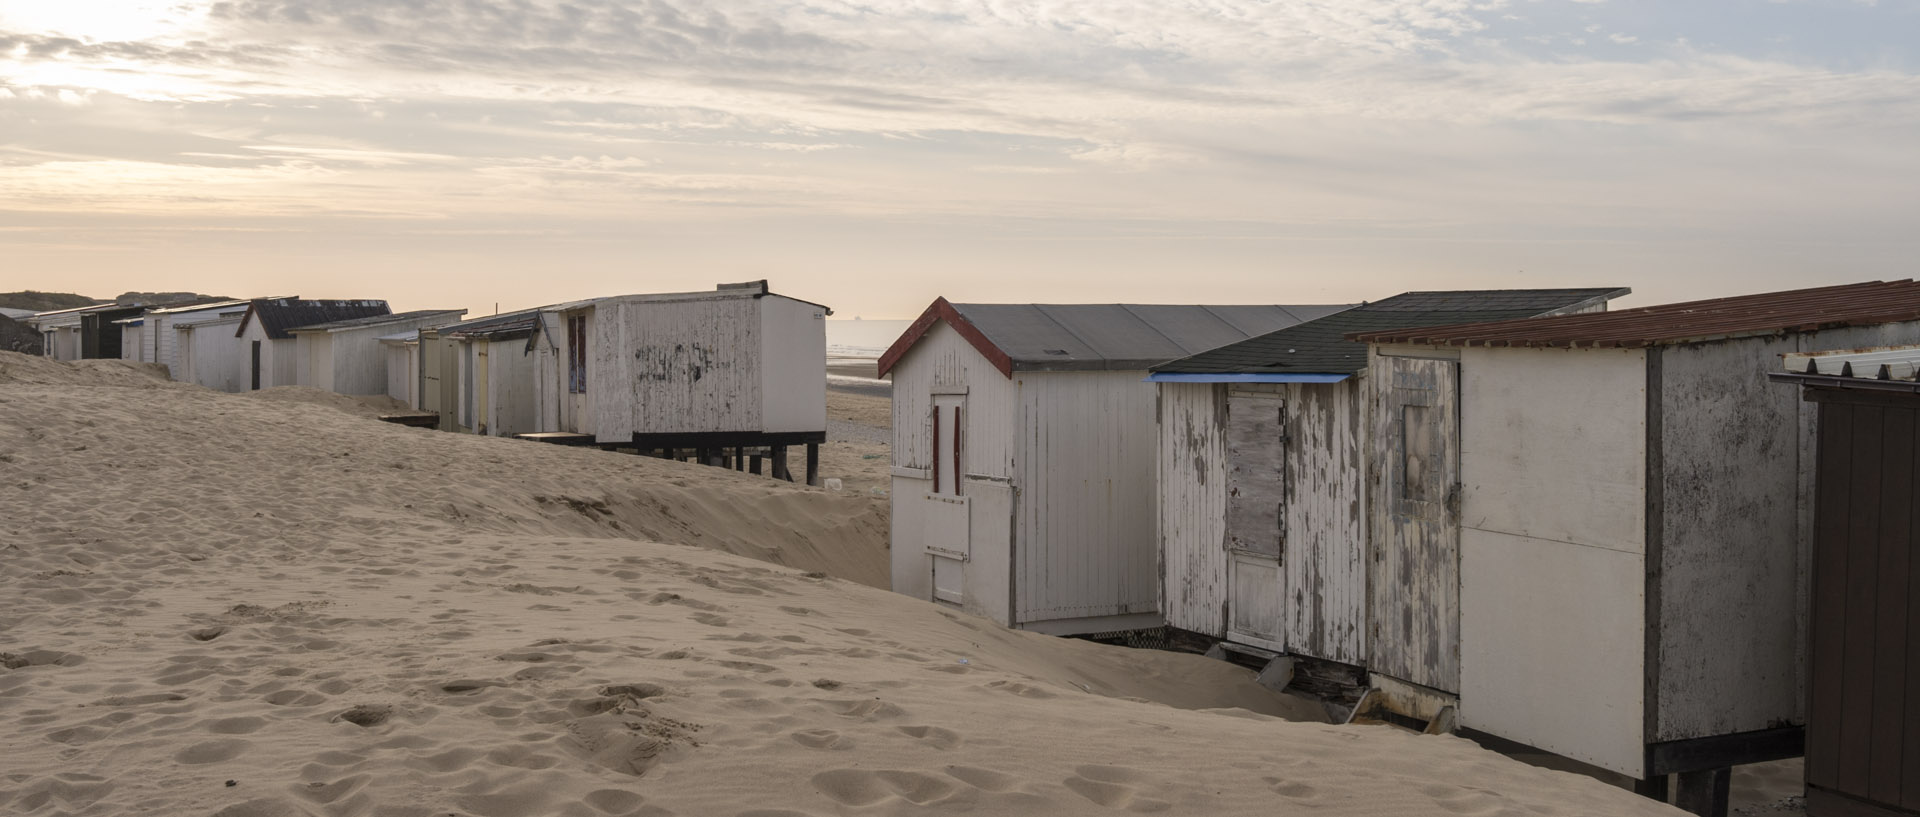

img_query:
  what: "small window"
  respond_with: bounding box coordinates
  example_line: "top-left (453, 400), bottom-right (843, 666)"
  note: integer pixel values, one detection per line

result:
top-left (567, 315), bottom-right (588, 394)
top-left (1402, 404), bottom-right (1434, 502)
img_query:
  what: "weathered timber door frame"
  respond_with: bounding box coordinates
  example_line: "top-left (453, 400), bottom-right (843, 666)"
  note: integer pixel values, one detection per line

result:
top-left (1371, 356), bottom-right (1462, 693)
top-left (1226, 390), bottom-right (1288, 651)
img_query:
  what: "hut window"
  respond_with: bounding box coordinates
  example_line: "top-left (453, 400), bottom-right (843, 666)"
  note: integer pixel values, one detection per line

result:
top-left (1402, 404), bottom-right (1435, 502)
top-left (567, 315), bottom-right (588, 394)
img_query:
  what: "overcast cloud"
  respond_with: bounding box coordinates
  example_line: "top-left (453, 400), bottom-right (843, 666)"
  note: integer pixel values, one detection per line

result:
top-left (3, 0), bottom-right (1917, 315)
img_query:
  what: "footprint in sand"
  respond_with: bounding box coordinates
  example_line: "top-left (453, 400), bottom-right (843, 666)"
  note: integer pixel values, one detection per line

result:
top-left (791, 728), bottom-right (855, 750)
top-left (1263, 776), bottom-right (1317, 799)
top-left (811, 769), bottom-right (958, 807)
top-left (983, 680), bottom-right (1056, 699)
top-left (1062, 765), bottom-right (1170, 813)
top-left (831, 698), bottom-right (905, 720)
top-left (895, 725), bottom-right (962, 750)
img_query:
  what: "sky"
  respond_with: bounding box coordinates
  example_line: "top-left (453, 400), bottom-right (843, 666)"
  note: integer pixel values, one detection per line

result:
top-left (2, 0), bottom-right (1917, 319)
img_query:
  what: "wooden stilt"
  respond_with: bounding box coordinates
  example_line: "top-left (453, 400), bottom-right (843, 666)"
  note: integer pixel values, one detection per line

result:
top-left (772, 445), bottom-right (791, 482)
top-left (749, 455), bottom-right (763, 475)
top-left (1634, 774), bottom-right (1669, 804)
top-left (805, 443), bottom-right (820, 487)
top-left (1674, 768), bottom-right (1729, 817)
top-left (734, 446), bottom-right (745, 471)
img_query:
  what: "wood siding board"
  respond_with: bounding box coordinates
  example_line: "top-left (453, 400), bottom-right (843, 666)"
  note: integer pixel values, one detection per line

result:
top-left (1870, 404), bottom-right (1912, 805)
top-left (1906, 407), bottom-right (1920, 811)
top-left (1370, 355), bottom-right (1461, 692)
top-left (1281, 381), bottom-right (1367, 664)
top-left (1159, 383), bottom-right (1229, 635)
top-left (1838, 404), bottom-right (1884, 797)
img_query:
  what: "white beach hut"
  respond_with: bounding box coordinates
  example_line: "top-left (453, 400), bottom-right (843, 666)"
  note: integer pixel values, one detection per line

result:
top-left (525, 281), bottom-right (833, 480)
top-left (138, 299), bottom-right (252, 373)
top-left (291, 309), bottom-right (466, 396)
top-left (420, 310), bottom-right (542, 437)
top-left (1344, 280), bottom-right (1920, 809)
top-left (233, 298), bottom-right (391, 390)
top-left (878, 297), bottom-right (1350, 635)
top-left (379, 330), bottom-right (424, 409)
top-left (176, 314), bottom-right (249, 392)
top-left (1150, 288), bottom-right (1625, 659)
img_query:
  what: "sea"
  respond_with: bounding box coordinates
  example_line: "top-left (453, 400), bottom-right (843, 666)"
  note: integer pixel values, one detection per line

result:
top-left (824, 319), bottom-right (910, 393)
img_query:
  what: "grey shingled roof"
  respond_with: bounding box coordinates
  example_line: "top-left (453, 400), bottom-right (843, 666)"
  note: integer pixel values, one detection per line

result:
top-left (289, 309), bottom-right (466, 333)
top-left (435, 309), bottom-right (540, 340)
top-left (951, 303), bottom-right (1354, 371)
top-left (1152, 288), bottom-right (1629, 375)
top-left (240, 298), bottom-right (391, 340)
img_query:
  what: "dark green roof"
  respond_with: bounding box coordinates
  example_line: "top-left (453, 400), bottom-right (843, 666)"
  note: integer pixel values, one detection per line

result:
top-left (1151, 288), bottom-right (1629, 375)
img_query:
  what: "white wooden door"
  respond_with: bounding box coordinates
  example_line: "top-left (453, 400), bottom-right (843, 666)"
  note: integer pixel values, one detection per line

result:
top-left (927, 393), bottom-right (968, 607)
top-left (1226, 392), bottom-right (1286, 650)
top-left (1370, 357), bottom-right (1461, 692)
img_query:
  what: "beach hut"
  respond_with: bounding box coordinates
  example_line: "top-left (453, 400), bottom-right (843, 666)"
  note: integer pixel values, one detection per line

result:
top-left (524, 282), bottom-right (833, 478)
top-left (1770, 346), bottom-right (1920, 817)
top-left (1149, 288), bottom-right (1626, 658)
top-left (878, 298), bottom-right (1351, 634)
top-left (175, 314), bottom-right (249, 393)
top-left (25, 303), bottom-right (143, 360)
top-left (233, 298), bottom-right (391, 390)
top-left (139, 299), bottom-right (253, 373)
top-left (420, 310), bottom-right (541, 437)
top-left (290, 309), bottom-right (466, 396)
top-left (379, 330), bottom-right (424, 409)
top-left (1345, 280), bottom-right (1920, 812)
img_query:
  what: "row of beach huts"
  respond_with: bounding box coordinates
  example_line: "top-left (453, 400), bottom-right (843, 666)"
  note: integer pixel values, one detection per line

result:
top-left (19, 278), bottom-right (1919, 816)
top-left (877, 280), bottom-right (1920, 817)
top-left (21, 281), bottom-right (836, 481)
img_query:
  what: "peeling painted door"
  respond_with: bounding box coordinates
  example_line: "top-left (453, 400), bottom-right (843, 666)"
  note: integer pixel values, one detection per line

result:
top-left (1226, 391), bottom-right (1286, 650)
top-left (1371, 357), bottom-right (1461, 692)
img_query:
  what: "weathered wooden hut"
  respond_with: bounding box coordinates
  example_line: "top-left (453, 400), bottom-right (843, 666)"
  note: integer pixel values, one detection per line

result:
top-left (525, 282), bottom-right (833, 479)
top-left (291, 310), bottom-right (465, 396)
top-left (420, 310), bottom-right (541, 437)
top-left (878, 297), bottom-right (1350, 634)
top-left (379, 330), bottom-right (423, 409)
top-left (1347, 280), bottom-right (1920, 811)
top-left (138, 299), bottom-right (252, 372)
top-left (1770, 346), bottom-right (1920, 817)
top-left (234, 298), bottom-right (391, 390)
top-left (176, 313), bottom-right (249, 393)
top-left (1151, 288), bottom-right (1626, 658)
top-left (26, 303), bottom-right (143, 360)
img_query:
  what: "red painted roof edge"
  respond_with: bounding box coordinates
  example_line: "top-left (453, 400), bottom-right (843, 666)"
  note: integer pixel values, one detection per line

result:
top-left (876, 297), bottom-right (1014, 379)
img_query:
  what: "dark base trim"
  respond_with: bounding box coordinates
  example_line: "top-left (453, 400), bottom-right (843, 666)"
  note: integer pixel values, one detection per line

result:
top-left (627, 430), bottom-right (826, 447)
top-left (1646, 726), bottom-right (1805, 776)
top-left (1808, 786), bottom-right (1920, 817)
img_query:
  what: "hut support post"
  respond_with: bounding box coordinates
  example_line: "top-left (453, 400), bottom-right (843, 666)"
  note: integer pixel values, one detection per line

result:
top-left (749, 454), bottom-right (763, 475)
top-left (772, 445), bottom-right (792, 481)
top-left (1673, 768), bottom-right (1729, 817)
top-left (734, 447), bottom-right (745, 471)
top-left (805, 443), bottom-right (820, 486)
top-left (1633, 775), bottom-right (1668, 803)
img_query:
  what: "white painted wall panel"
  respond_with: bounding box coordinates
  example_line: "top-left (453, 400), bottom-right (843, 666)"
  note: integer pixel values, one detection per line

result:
top-left (1014, 370), bottom-right (1159, 625)
top-left (385, 345), bottom-right (414, 406)
top-left (1460, 346), bottom-right (1647, 553)
top-left (182, 319), bottom-right (246, 393)
top-left (1159, 382), bottom-right (1228, 636)
top-left (297, 333), bottom-right (333, 392)
top-left (488, 340), bottom-right (536, 436)
top-left (759, 296), bottom-right (828, 434)
top-left (888, 321), bottom-right (1017, 478)
top-left (1460, 527), bottom-right (1644, 776)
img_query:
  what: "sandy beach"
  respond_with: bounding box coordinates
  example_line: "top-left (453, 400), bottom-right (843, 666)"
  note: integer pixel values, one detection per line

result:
top-left (1, 352), bottom-right (1716, 816)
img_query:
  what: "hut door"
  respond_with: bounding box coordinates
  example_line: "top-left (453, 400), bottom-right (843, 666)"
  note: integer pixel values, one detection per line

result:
top-left (1371, 357), bottom-right (1461, 693)
top-left (1226, 391), bottom-right (1287, 650)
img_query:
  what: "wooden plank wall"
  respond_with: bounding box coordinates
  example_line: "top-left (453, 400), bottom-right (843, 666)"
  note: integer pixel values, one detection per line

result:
top-left (888, 321), bottom-right (1017, 478)
top-left (1281, 379), bottom-right (1368, 666)
top-left (1159, 382), bottom-right (1229, 636)
top-left (1369, 354), bottom-right (1461, 693)
top-left (1806, 392), bottom-right (1920, 814)
top-left (1015, 370), bottom-right (1160, 624)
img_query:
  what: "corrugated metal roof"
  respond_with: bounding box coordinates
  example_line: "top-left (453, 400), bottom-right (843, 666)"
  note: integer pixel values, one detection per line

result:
top-left (290, 309), bottom-right (466, 333)
top-left (434, 309), bottom-right (541, 340)
top-left (1351, 280), bottom-right (1920, 349)
top-left (1153, 288), bottom-right (1628, 375)
top-left (1784, 345), bottom-right (1920, 381)
top-left (238, 298), bottom-right (392, 340)
top-left (146, 298), bottom-right (251, 315)
top-left (943, 302), bottom-right (1354, 372)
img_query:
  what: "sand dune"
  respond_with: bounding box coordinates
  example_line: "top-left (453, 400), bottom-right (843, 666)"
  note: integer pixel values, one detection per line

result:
top-left (0, 352), bottom-right (1685, 816)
